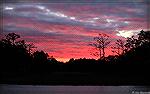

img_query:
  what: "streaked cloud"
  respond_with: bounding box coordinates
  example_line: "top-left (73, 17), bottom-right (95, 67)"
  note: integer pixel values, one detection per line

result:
top-left (2, 1), bottom-right (149, 61)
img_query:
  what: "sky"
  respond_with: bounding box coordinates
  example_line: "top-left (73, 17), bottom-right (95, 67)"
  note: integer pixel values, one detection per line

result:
top-left (1, 0), bottom-right (150, 62)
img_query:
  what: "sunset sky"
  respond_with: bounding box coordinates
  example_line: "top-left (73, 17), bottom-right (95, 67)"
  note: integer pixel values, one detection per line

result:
top-left (1, 0), bottom-right (150, 62)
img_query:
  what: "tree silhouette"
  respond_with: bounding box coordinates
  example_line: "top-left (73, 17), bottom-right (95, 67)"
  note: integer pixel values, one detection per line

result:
top-left (124, 36), bottom-right (139, 52)
top-left (91, 33), bottom-right (111, 59)
top-left (33, 51), bottom-right (49, 63)
top-left (138, 30), bottom-right (150, 45)
top-left (124, 30), bottom-right (150, 52)
top-left (16, 40), bottom-right (27, 49)
top-left (0, 33), bottom-right (32, 72)
top-left (27, 43), bottom-right (36, 55)
top-left (116, 30), bottom-right (150, 64)
top-left (111, 39), bottom-right (126, 55)
top-left (5, 33), bottom-right (20, 45)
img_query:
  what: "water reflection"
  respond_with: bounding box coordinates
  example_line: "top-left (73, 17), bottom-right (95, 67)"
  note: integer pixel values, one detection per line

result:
top-left (0, 85), bottom-right (150, 94)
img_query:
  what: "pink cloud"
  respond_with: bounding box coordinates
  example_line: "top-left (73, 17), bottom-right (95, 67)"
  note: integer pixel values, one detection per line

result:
top-left (2, 2), bottom-right (149, 62)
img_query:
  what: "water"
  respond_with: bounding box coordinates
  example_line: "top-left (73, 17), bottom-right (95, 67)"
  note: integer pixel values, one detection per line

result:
top-left (0, 85), bottom-right (150, 94)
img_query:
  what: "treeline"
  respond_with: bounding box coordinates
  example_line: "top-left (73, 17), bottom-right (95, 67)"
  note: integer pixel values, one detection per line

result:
top-left (0, 30), bottom-right (150, 73)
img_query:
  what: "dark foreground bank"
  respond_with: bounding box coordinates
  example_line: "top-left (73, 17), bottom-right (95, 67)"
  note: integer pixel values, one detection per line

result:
top-left (1, 70), bottom-right (150, 85)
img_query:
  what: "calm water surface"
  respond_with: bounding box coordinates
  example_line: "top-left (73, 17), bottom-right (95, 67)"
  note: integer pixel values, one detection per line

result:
top-left (0, 85), bottom-right (150, 94)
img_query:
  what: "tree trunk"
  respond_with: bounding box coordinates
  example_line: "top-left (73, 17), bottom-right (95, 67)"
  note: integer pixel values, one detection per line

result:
top-left (99, 48), bottom-right (101, 59)
top-left (102, 47), bottom-right (105, 58)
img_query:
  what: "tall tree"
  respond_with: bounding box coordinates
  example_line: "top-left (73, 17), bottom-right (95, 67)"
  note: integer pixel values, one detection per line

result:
top-left (0, 33), bottom-right (32, 72)
top-left (91, 33), bottom-right (111, 59)
top-left (124, 30), bottom-right (150, 52)
top-left (111, 39), bottom-right (126, 55)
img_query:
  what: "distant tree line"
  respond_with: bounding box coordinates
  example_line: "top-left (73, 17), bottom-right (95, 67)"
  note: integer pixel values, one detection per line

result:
top-left (0, 30), bottom-right (150, 73)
